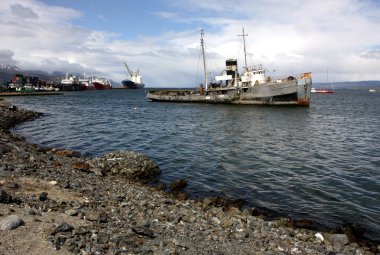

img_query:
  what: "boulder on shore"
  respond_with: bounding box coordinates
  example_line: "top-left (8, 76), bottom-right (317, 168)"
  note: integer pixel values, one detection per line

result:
top-left (88, 151), bottom-right (160, 179)
top-left (0, 215), bottom-right (25, 230)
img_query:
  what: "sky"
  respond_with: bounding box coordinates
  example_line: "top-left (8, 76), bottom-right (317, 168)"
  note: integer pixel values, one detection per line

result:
top-left (1, 0), bottom-right (380, 87)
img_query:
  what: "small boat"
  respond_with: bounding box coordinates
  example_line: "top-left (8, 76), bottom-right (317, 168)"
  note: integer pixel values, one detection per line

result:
top-left (369, 89), bottom-right (376, 93)
top-left (315, 69), bottom-right (334, 93)
top-left (147, 29), bottom-right (312, 106)
top-left (311, 87), bottom-right (317, 93)
top-left (122, 62), bottom-right (145, 89)
top-left (316, 89), bottom-right (334, 93)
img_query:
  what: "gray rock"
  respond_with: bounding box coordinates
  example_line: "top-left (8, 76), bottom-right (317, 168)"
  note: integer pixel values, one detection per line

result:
top-left (39, 192), bottom-right (48, 201)
top-left (88, 151), bottom-right (160, 179)
top-left (328, 233), bottom-right (349, 246)
top-left (96, 232), bottom-right (110, 244)
top-left (0, 215), bottom-right (25, 230)
top-left (85, 209), bottom-right (109, 223)
top-left (65, 209), bottom-right (78, 216)
top-left (5, 182), bottom-right (19, 189)
top-left (55, 221), bottom-right (74, 232)
top-left (0, 189), bottom-right (13, 203)
top-left (170, 179), bottom-right (188, 191)
top-left (132, 225), bottom-right (155, 238)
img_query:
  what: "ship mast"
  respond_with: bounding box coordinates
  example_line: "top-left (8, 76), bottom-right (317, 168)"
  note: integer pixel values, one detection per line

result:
top-left (201, 29), bottom-right (208, 90)
top-left (238, 27), bottom-right (248, 71)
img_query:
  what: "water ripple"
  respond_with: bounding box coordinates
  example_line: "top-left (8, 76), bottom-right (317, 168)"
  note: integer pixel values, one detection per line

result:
top-left (8, 89), bottom-right (380, 242)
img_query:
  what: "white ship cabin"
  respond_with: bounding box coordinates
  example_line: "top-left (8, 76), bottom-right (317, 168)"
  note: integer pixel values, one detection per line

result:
top-left (61, 73), bottom-right (77, 85)
top-left (214, 59), bottom-right (239, 88)
top-left (131, 74), bottom-right (142, 84)
top-left (214, 59), bottom-right (267, 88)
top-left (124, 62), bottom-right (143, 84)
top-left (130, 71), bottom-right (143, 84)
top-left (240, 64), bottom-right (266, 87)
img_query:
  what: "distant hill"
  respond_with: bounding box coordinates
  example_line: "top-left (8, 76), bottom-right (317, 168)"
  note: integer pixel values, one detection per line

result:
top-left (0, 65), bottom-right (22, 84)
top-left (0, 65), bottom-right (117, 85)
top-left (0, 65), bottom-right (59, 84)
top-left (313, 80), bottom-right (380, 89)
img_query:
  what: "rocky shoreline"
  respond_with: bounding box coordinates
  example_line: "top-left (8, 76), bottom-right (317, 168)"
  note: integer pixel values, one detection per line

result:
top-left (0, 98), bottom-right (379, 255)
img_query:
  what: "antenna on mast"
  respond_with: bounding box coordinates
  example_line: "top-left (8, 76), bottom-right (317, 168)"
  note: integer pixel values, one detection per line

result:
top-left (238, 27), bottom-right (248, 71)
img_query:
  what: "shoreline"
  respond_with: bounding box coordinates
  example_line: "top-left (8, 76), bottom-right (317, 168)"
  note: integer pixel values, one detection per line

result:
top-left (0, 92), bottom-right (64, 97)
top-left (0, 98), bottom-right (379, 254)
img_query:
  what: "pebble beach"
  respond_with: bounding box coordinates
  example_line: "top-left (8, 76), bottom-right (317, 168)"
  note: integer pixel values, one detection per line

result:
top-left (0, 98), bottom-right (379, 255)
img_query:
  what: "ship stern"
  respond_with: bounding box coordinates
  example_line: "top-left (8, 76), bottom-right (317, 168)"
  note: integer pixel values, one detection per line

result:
top-left (297, 73), bottom-right (312, 106)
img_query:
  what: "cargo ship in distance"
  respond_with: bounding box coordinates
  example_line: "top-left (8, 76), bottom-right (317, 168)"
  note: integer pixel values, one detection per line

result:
top-left (147, 29), bottom-right (312, 106)
top-left (78, 75), bottom-right (112, 90)
top-left (122, 62), bottom-right (145, 89)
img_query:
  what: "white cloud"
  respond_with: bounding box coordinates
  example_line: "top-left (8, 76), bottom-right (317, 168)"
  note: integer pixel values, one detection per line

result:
top-left (164, 0), bottom-right (380, 83)
top-left (0, 49), bottom-right (17, 65)
top-left (10, 4), bottom-right (38, 19)
top-left (154, 11), bottom-right (177, 19)
top-left (361, 49), bottom-right (380, 59)
top-left (0, 0), bottom-right (379, 86)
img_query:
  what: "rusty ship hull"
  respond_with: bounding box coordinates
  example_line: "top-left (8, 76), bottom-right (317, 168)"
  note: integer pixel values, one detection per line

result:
top-left (147, 74), bottom-right (312, 106)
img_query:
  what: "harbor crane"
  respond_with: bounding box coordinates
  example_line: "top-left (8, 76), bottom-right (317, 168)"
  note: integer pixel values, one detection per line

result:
top-left (124, 62), bottom-right (139, 77)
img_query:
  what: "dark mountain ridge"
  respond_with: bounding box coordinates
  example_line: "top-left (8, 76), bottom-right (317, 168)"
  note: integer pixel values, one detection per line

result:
top-left (0, 65), bottom-right (120, 86)
top-left (0, 65), bottom-right (66, 84)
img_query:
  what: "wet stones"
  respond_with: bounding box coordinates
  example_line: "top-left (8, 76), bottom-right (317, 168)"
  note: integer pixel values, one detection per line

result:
top-left (293, 218), bottom-right (315, 229)
top-left (170, 179), bottom-right (187, 192)
top-left (328, 233), bottom-right (349, 246)
top-left (52, 149), bottom-right (81, 158)
top-left (0, 104), bottom-right (42, 130)
top-left (71, 161), bottom-right (90, 172)
top-left (202, 196), bottom-right (246, 211)
top-left (88, 151), bottom-right (160, 179)
top-left (8, 105), bottom-right (17, 111)
top-left (169, 179), bottom-right (189, 200)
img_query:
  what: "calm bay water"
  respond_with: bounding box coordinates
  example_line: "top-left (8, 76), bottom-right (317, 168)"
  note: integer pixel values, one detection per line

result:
top-left (8, 89), bottom-right (380, 241)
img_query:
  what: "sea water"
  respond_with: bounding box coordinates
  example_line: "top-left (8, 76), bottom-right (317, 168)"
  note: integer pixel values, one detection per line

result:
top-left (8, 89), bottom-right (380, 242)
